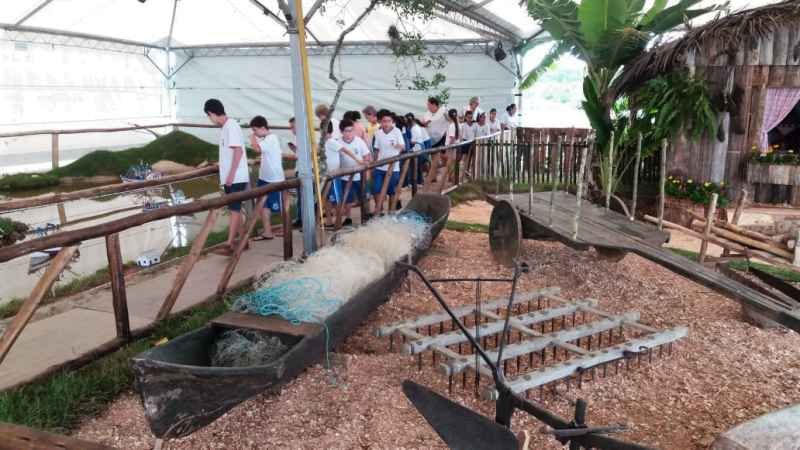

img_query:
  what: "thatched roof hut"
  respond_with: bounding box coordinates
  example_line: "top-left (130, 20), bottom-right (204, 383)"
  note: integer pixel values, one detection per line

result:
top-left (617, 1), bottom-right (800, 204)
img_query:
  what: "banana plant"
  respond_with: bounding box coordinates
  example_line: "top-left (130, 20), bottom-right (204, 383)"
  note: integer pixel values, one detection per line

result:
top-left (522, 0), bottom-right (723, 151)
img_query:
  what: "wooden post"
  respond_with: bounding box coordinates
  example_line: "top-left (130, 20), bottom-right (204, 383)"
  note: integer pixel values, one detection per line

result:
top-left (359, 169), bottom-right (369, 224)
top-left (389, 159), bottom-right (411, 213)
top-left (424, 152), bottom-right (441, 191)
top-left (105, 234), bottom-right (130, 340)
top-left (732, 188), bottom-right (748, 225)
top-left (281, 190), bottom-right (293, 260)
top-left (0, 246), bottom-right (78, 366)
top-left (51, 133), bottom-right (59, 170)
top-left (56, 203), bottom-right (67, 226)
top-left (157, 209), bottom-right (219, 321)
top-left (574, 146), bottom-right (589, 240)
top-left (630, 133), bottom-right (642, 221)
top-left (698, 194), bottom-right (719, 264)
top-left (377, 161), bottom-right (396, 214)
top-left (528, 138), bottom-right (534, 213)
top-left (217, 197), bottom-right (263, 296)
top-left (605, 131), bottom-right (615, 210)
top-left (439, 151), bottom-right (457, 193)
top-left (793, 228), bottom-right (800, 267)
top-left (549, 137), bottom-right (561, 225)
top-left (411, 157), bottom-right (418, 196)
top-left (335, 174), bottom-right (354, 227)
top-left (658, 139), bottom-right (668, 230)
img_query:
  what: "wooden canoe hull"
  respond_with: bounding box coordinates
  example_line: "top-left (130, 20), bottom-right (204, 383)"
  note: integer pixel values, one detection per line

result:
top-left (132, 193), bottom-right (450, 439)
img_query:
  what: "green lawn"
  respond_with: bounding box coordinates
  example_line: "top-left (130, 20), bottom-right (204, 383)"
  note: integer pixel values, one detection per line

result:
top-left (0, 295), bottom-right (233, 433)
top-left (668, 248), bottom-right (800, 283)
top-left (446, 220), bottom-right (489, 233)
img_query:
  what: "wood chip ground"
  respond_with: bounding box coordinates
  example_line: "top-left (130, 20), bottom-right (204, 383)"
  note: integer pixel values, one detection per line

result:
top-left (75, 214), bottom-right (800, 449)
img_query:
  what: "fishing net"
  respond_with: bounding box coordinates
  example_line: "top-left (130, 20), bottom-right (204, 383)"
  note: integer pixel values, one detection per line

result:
top-left (210, 329), bottom-right (288, 367)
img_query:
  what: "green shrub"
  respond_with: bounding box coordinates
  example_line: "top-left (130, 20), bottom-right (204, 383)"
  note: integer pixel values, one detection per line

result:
top-left (0, 173), bottom-right (60, 191)
top-left (665, 176), bottom-right (729, 208)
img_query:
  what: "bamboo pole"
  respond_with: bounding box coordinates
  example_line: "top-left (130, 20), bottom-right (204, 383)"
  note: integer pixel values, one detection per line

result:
top-left (630, 132), bottom-right (642, 221)
top-left (281, 190), bottom-right (293, 260)
top-left (0, 246), bottom-right (78, 366)
top-left (658, 139), bottom-right (668, 230)
top-left (157, 209), bottom-right (219, 321)
top-left (549, 136), bottom-right (561, 225)
top-left (573, 146), bottom-right (589, 240)
top-left (216, 197), bottom-right (263, 296)
top-left (105, 233), bottom-right (131, 340)
top-left (605, 131), bottom-right (615, 210)
top-left (699, 194), bottom-right (719, 264)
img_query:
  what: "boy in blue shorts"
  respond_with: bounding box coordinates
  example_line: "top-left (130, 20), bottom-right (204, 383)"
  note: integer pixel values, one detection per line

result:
top-left (333, 118), bottom-right (370, 225)
top-left (250, 115), bottom-right (293, 240)
top-left (323, 121), bottom-right (342, 228)
top-left (204, 98), bottom-right (249, 255)
top-left (372, 109), bottom-right (405, 214)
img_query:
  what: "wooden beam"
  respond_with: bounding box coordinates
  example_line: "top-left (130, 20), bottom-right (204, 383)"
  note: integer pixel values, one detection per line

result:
top-left (105, 234), bottom-right (130, 340)
top-left (0, 246), bottom-right (78, 366)
top-left (377, 161), bottom-right (396, 214)
top-left (0, 422), bottom-right (114, 450)
top-left (211, 311), bottom-right (321, 337)
top-left (157, 209), bottom-right (219, 321)
top-left (281, 190), bottom-right (293, 260)
top-left (699, 194), bottom-right (719, 264)
top-left (216, 198), bottom-right (263, 296)
top-left (335, 174), bottom-right (354, 228)
top-left (389, 159), bottom-right (411, 213)
top-left (691, 216), bottom-right (794, 260)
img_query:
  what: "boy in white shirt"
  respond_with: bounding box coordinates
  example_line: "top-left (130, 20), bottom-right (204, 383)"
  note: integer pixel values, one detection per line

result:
top-left (461, 110), bottom-right (477, 143)
top-left (475, 112), bottom-right (491, 137)
top-left (421, 97), bottom-right (449, 148)
top-left (204, 98), bottom-right (249, 255)
top-left (372, 109), bottom-right (405, 214)
top-left (332, 118), bottom-right (371, 225)
top-left (323, 121), bottom-right (342, 228)
top-left (250, 115), bottom-right (293, 240)
top-left (488, 108), bottom-right (502, 134)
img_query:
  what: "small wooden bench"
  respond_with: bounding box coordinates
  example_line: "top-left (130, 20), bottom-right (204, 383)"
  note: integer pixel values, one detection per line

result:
top-left (211, 311), bottom-right (322, 337)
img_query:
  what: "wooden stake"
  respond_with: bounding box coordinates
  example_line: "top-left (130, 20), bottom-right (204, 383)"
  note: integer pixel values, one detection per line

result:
top-left (0, 246), bottom-right (78, 365)
top-left (105, 233), bottom-right (130, 340)
top-left (658, 139), bottom-right (668, 230)
top-left (606, 131), bottom-right (615, 210)
top-left (574, 146), bottom-right (589, 240)
top-left (549, 137), bottom-right (562, 225)
top-left (335, 174), bottom-right (354, 227)
top-left (217, 198), bottom-right (263, 296)
top-left (630, 133), bottom-right (642, 221)
top-left (157, 209), bottom-right (219, 321)
top-left (389, 159), bottom-right (411, 213)
top-left (377, 161), bottom-right (396, 214)
top-left (732, 188), bottom-right (748, 225)
top-left (528, 138), bottom-right (534, 213)
top-left (699, 193), bottom-right (719, 264)
top-left (281, 190), bottom-right (293, 260)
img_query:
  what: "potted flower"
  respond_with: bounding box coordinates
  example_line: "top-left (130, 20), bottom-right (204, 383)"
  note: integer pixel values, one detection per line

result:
top-left (664, 176), bottom-right (729, 226)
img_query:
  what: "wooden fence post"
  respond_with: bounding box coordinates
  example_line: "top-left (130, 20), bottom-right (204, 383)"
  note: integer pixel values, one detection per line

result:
top-left (389, 160), bottom-right (410, 213)
top-left (658, 139), bottom-right (668, 230)
top-left (335, 175), bottom-right (355, 227)
top-left (0, 246), bottom-right (79, 366)
top-left (51, 133), bottom-right (59, 170)
top-left (699, 193), bottom-right (719, 264)
top-left (574, 146), bottom-right (589, 240)
top-left (360, 169), bottom-right (369, 224)
top-left (281, 190), bottom-right (293, 260)
top-left (217, 197), bottom-right (263, 296)
top-left (630, 132), bottom-right (642, 221)
top-left (157, 209), bottom-right (219, 321)
top-left (549, 136), bottom-right (562, 225)
top-left (605, 131), bottom-right (615, 210)
top-left (105, 234), bottom-right (131, 340)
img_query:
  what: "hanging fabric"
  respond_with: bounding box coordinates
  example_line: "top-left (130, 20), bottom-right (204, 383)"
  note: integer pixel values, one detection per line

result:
top-left (760, 88), bottom-right (800, 150)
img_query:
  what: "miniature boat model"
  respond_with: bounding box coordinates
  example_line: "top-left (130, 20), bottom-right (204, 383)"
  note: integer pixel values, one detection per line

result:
top-left (121, 162), bottom-right (162, 183)
top-left (131, 193), bottom-right (450, 439)
top-left (28, 246), bottom-right (80, 274)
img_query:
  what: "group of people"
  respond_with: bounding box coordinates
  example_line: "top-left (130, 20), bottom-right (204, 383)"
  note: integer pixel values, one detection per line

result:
top-left (203, 96), bottom-right (518, 254)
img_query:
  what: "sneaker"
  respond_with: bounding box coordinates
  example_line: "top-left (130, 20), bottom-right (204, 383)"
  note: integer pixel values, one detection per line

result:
top-left (395, 200), bottom-right (402, 210)
top-left (343, 218), bottom-right (353, 226)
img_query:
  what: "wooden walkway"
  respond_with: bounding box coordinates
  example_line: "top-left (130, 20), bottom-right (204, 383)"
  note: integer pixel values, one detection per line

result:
top-left (490, 192), bottom-right (800, 331)
top-left (0, 234), bottom-right (301, 391)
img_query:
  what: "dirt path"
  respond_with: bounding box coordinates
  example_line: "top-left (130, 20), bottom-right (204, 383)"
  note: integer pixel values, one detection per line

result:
top-left (75, 229), bottom-right (800, 450)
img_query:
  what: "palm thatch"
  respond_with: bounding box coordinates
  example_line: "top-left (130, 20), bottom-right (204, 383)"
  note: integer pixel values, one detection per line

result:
top-left (614, 1), bottom-right (800, 95)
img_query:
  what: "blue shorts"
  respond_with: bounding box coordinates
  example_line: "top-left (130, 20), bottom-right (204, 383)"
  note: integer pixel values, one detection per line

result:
top-left (327, 178), bottom-right (344, 205)
top-left (341, 180), bottom-right (362, 204)
top-left (372, 170), bottom-right (400, 196)
top-left (223, 182), bottom-right (249, 212)
top-left (257, 179), bottom-right (283, 213)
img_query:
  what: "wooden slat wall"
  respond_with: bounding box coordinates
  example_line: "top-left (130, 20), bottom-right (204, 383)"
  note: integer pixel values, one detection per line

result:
top-left (667, 25), bottom-right (800, 199)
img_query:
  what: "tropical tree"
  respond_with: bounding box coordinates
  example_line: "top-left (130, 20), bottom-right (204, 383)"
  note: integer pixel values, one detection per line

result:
top-left (522, 0), bottom-right (723, 150)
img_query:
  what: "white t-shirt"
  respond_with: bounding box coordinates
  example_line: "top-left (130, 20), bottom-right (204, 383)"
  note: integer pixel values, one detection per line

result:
top-left (461, 122), bottom-right (477, 142)
top-left (499, 111), bottom-right (517, 129)
top-left (219, 118), bottom-right (250, 185)
top-left (337, 137), bottom-right (370, 181)
top-left (255, 133), bottom-right (284, 183)
top-left (476, 123), bottom-right (491, 138)
top-left (488, 118), bottom-right (502, 134)
top-left (324, 138), bottom-right (342, 173)
top-left (445, 122), bottom-right (459, 146)
top-left (409, 124), bottom-right (426, 150)
top-left (373, 127), bottom-right (405, 172)
top-left (423, 107), bottom-right (449, 144)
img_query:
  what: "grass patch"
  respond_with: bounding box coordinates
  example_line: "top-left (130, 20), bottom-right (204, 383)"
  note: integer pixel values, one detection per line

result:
top-left (0, 298), bottom-right (24, 320)
top-left (668, 247), bottom-right (800, 283)
top-left (446, 220), bottom-right (489, 234)
top-left (0, 294), bottom-right (235, 433)
top-left (0, 173), bottom-right (60, 191)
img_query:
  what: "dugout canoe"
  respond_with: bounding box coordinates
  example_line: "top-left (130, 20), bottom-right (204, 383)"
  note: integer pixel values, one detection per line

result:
top-left (131, 193), bottom-right (450, 439)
